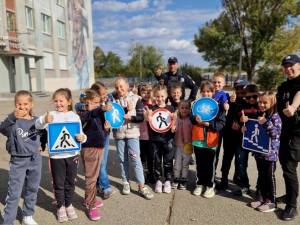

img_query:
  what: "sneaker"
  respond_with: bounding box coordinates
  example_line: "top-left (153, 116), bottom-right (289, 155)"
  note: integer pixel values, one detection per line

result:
top-left (57, 206), bottom-right (68, 223)
top-left (233, 187), bottom-right (250, 196)
top-left (104, 188), bottom-right (116, 199)
top-left (249, 196), bottom-right (264, 209)
top-left (83, 199), bottom-right (104, 208)
top-left (276, 195), bottom-right (286, 204)
top-left (163, 181), bottom-right (171, 193)
top-left (203, 187), bottom-right (216, 198)
top-left (97, 186), bottom-right (103, 194)
top-left (171, 182), bottom-right (179, 189)
top-left (155, 180), bottom-right (163, 193)
top-left (122, 181), bottom-right (130, 195)
top-left (193, 185), bottom-right (205, 196)
top-left (189, 156), bottom-right (196, 165)
top-left (22, 216), bottom-right (38, 225)
top-left (88, 208), bottom-right (101, 221)
top-left (139, 187), bottom-right (154, 200)
top-left (65, 204), bottom-right (77, 221)
top-left (282, 206), bottom-right (298, 221)
top-left (179, 183), bottom-right (187, 190)
top-left (257, 200), bottom-right (277, 212)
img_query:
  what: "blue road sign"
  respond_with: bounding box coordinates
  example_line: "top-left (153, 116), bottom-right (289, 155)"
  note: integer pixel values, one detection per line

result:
top-left (192, 97), bottom-right (219, 121)
top-left (105, 102), bottom-right (125, 129)
top-left (48, 122), bottom-right (81, 153)
top-left (242, 119), bottom-right (271, 154)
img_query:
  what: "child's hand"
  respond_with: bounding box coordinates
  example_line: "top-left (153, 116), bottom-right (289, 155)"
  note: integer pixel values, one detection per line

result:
top-left (14, 108), bottom-right (27, 119)
top-left (240, 111), bottom-right (248, 123)
top-left (258, 113), bottom-right (267, 125)
top-left (144, 106), bottom-right (152, 121)
top-left (123, 114), bottom-right (131, 120)
top-left (241, 126), bottom-right (247, 133)
top-left (45, 110), bottom-right (54, 123)
top-left (171, 126), bottom-right (176, 133)
top-left (167, 99), bottom-right (171, 105)
top-left (127, 101), bottom-right (133, 111)
top-left (38, 146), bottom-right (43, 153)
top-left (132, 85), bottom-right (138, 94)
top-left (156, 66), bottom-right (162, 77)
top-left (104, 120), bottom-right (111, 131)
top-left (102, 99), bottom-right (113, 112)
top-left (199, 122), bottom-right (209, 127)
top-left (283, 102), bottom-right (296, 117)
top-left (230, 91), bottom-right (236, 103)
top-left (224, 100), bottom-right (229, 111)
top-left (172, 110), bottom-right (178, 123)
top-left (75, 134), bottom-right (85, 142)
top-left (195, 115), bottom-right (202, 124)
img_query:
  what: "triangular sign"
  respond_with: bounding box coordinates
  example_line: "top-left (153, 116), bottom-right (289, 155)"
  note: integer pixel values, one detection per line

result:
top-left (51, 126), bottom-right (79, 150)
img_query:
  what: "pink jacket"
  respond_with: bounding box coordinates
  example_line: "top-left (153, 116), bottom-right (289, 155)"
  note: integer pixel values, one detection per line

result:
top-left (174, 117), bottom-right (193, 147)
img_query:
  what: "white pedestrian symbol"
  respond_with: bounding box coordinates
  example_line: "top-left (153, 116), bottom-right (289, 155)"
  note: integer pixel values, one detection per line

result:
top-left (51, 126), bottom-right (79, 150)
top-left (112, 108), bottom-right (121, 123)
top-left (251, 124), bottom-right (259, 143)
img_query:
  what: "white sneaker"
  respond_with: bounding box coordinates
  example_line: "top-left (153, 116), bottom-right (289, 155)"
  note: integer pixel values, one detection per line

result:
top-left (22, 216), bottom-right (38, 225)
top-left (193, 185), bottom-right (205, 196)
top-left (203, 187), bottom-right (216, 198)
top-left (122, 181), bottom-right (130, 195)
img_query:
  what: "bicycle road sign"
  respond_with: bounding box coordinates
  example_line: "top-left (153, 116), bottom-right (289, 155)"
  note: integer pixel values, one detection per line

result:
top-left (192, 97), bottom-right (219, 121)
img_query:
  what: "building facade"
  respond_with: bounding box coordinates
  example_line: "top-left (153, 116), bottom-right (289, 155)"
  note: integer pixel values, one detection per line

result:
top-left (0, 0), bottom-right (94, 94)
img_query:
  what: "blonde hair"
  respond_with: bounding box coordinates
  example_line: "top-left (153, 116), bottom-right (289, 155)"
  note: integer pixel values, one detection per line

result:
top-left (171, 85), bottom-right (182, 93)
top-left (114, 77), bottom-right (128, 84)
top-left (15, 90), bottom-right (34, 116)
top-left (52, 88), bottom-right (73, 111)
top-left (259, 92), bottom-right (277, 116)
top-left (79, 89), bottom-right (99, 103)
top-left (138, 84), bottom-right (152, 96)
top-left (213, 72), bottom-right (225, 80)
top-left (152, 84), bottom-right (167, 95)
top-left (91, 81), bottom-right (107, 94)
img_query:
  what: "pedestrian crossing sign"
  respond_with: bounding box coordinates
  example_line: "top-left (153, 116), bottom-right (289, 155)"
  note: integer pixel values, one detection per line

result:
top-left (48, 122), bottom-right (81, 153)
top-left (242, 119), bottom-right (271, 154)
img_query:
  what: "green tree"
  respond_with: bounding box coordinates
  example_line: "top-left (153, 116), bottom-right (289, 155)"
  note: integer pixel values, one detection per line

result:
top-left (179, 63), bottom-right (203, 85)
top-left (257, 66), bottom-right (284, 91)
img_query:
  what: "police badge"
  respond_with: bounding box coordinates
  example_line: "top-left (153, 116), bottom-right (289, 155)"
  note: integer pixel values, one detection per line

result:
top-left (286, 92), bottom-right (290, 100)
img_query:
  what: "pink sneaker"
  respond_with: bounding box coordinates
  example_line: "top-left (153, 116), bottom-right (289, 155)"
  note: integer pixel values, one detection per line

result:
top-left (83, 199), bottom-right (104, 208)
top-left (65, 204), bottom-right (77, 221)
top-left (155, 180), bottom-right (162, 193)
top-left (88, 208), bottom-right (101, 221)
top-left (163, 181), bottom-right (171, 194)
top-left (57, 206), bottom-right (68, 223)
top-left (249, 196), bottom-right (264, 208)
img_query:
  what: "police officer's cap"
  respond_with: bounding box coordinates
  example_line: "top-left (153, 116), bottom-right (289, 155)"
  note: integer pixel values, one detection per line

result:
top-left (168, 57), bottom-right (178, 63)
top-left (281, 54), bottom-right (300, 66)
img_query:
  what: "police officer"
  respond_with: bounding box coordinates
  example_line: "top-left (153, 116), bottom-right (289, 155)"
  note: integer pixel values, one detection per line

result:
top-left (276, 54), bottom-right (300, 221)
top-left (155, 57), bottom-right (198, 102)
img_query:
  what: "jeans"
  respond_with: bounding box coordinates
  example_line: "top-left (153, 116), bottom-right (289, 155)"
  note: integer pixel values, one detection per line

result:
top-left (237, 146), bottom-right (250, 188)
top-left (97, 134), bottom-right (111, 191)
top-left (115, 138), bottom-right (145, 185)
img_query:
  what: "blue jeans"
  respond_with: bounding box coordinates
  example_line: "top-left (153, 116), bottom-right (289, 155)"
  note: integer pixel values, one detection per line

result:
top-left (97, 134), bottom-right (111, 191)
top-left (115, 138), bottom-right (144, 185)
top-left (237, 147), bottom-right (250, 188)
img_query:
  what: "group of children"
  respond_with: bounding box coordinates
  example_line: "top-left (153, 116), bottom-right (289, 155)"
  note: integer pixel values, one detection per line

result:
top-left (0, 72), bottom-right (290, 224)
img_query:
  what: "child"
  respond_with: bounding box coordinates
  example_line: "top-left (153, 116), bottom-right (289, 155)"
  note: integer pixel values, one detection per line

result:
top-left (0, 91), bottom-right (46, 225)
top-left (145, 84), bottom-right (176, 193)
top-left (192, 81), bottom-right (226, 198)
top-left (245, 92), bottom-right (281, 212)
top-left (113, 77), bottom-right (154, 200)
top-left (234, 84), bottom-right (260, 196)
top-left (77, 89), bottom-right (112, 220)
top-left (35, 88), bottom-right (86, 222)
top-left (171, 100), bottom-right (193, 190)
top-left (218, 78), bottom-right (247, 190)
top-left (167, 85), bottom-right (182, 110)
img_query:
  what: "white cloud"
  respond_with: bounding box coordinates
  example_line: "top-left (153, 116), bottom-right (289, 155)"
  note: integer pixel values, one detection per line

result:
top-left (153, 0), bottom-right (172, 11)
top-left (168, 39), bottom-right (191, 50)
top-left (92, 0), bottom-right (149, 12)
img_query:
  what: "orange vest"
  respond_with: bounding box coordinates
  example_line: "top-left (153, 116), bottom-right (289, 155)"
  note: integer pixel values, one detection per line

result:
top-left (192, 125), bottom-right (219, 148)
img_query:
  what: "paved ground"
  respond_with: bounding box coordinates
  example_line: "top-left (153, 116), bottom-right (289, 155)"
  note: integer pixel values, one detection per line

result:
top-left (0, 88), bottom-right (299, 224)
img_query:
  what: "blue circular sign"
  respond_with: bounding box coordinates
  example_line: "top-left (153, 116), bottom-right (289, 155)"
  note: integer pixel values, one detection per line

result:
top-left (104, 102), bottom-right (125, 129)
top-left (192, 97), bottom-right (219, 121)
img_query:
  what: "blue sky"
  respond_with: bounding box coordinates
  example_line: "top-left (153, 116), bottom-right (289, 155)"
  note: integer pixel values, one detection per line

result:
top-left (91, 0), bottom-right (223, 67)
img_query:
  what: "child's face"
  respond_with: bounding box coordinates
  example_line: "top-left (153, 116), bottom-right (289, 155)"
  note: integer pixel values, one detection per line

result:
top-left (87, 97), bottom-right (100, 111)
top-left (201, 86), bottom-right (214, 98)
top-left (171, 88), bottom-right (182, 101)
top-left (99, 89), bottom-right (108, 103)
top-left (54, 94), bottom-right (71, 113)
top-left (115, 80), bottom-right (129, 97)
top-left (154, 90), bottom-right (167, 105)
top-left (245, 92), bottom-right (258, 105)
top-left (140, 89), bottom-right (152, 102)
top-left (212, 77), bottom-right (225, 92)
top-left (258, 95), bottom-right (271, 112)
top-left (234, 86), bottom-right (245, 98)
top-left (15, 96), bottom-right (34, 117)
top-left (178, 102), bottom-right (190, 118)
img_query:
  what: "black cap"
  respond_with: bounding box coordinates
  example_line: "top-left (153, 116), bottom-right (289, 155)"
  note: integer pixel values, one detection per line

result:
top-left (168, 57), bottom-right (178, 63)
top-left (281, 54), bottom-right (300, 66)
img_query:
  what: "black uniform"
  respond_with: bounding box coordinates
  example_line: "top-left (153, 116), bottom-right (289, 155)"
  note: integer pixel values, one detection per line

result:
top-left (277, 75), bottom-right (300, 209)
top-left (155, 71), bottom-right (198, 102)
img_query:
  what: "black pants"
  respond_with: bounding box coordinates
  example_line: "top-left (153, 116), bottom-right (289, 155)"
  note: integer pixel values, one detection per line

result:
top-left (255, 157), bottom-right (276, 203)
top-left (279, 135), bottom-right (300, 208)
top-left (140, 139), bottom-right (154, 176)
top-left (194, 146), bottom-right (216, 188)
top-left (220, 131), bottom-right (239, 178)
top-left (214, 131), bottom-right (223, 172)
top-left (50, 156), bottom-right (78, 208)
top-left (150, 141), bottom-right (174, 181)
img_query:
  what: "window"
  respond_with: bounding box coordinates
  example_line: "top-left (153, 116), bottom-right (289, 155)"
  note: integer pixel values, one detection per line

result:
top-left (56, 0), bottom-right (64, 6)
top-left (25, 7), bottom-right (34, 29)
top-left (43, 52), bottom-right (53, 69)
top-left (57, 21), bottom-right (65, 39)
top-left (6, 11), bottom-right (15, 31)
top-left (59, 55), bottom-right (67, 70)
top-left (41, 14), bottom-right (51, 35)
